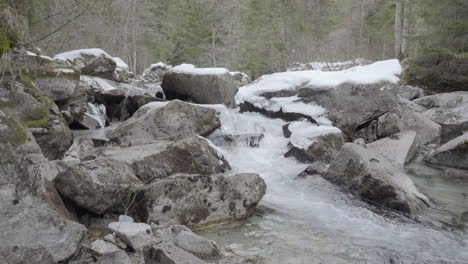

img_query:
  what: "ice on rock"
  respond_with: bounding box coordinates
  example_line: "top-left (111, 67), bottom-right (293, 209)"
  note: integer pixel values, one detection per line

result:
top-left (289, 121), bottom-right (342, 149)
top-left (84, 103), bottom-right (107, 128)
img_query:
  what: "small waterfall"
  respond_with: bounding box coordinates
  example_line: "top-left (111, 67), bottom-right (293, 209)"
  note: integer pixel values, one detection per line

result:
top-left (210, 133), bottom-right (264, 148)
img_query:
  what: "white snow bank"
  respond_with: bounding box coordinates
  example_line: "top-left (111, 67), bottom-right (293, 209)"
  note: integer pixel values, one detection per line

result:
top-left (288, 121), bottom-right (341, 149)
top-left (288, 58), bottom-right (372, 72)
top-left (54, 48), bottom-right (113, 61)
top-left (25, 50), bottom-right (53, 60)
top-left (113, 57), bottom-right (129, 70)
top-left (235, 59), bottom-right (402, 120)
top-left (149, 62), bottom-right (172, 69)
top-left (172, 64), bottom-right (229, 75)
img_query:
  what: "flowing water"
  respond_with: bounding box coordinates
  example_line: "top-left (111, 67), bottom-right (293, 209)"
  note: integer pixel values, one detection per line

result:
top-left (73, 107), bottom-right (468, 263)
top-left (198, 109), bottom-right (468, 264)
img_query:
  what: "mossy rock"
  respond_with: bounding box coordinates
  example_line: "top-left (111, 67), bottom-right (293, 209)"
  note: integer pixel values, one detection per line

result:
top-left (0, 115), bottom-right (28, 146)
top-left (404, 48), bottom-right (468, 93)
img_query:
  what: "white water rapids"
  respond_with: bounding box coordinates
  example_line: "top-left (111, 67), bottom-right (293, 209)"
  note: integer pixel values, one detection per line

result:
top-left (197, 109), bottom-right (468, 264)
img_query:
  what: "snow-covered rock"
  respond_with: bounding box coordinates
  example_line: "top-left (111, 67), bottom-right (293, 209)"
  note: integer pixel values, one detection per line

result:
top-left (324, 143), bottom-right (429, 215)
top-left (230, 71), bottom-right (251, 86)
top-left (237, 60), bottom-right (401, 140)
top-left (140, 62), bottom-right (172, 83)
top-left (162, 64), bottom-right (238, 106)
top-left (284, 121), bottom-right (344, 163)
top-left (141, 173), bottom-right (266, 228)
top-left (110, 100), bottom-right (221, 145)
top-left (287, 58), bottom-right (373, 72)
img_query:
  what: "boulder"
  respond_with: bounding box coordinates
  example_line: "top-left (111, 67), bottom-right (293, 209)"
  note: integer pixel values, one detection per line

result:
top-left (27, 67), bottom-right (80, 102)
top-left (141, 62), bottom-right (172, 83)
top-left (424, 133), bottom-right (468, 170)
top-left (283, 121), bottom-right (344, 163)
top-left (96, 250), bottom-right (131, 264)
top-left (110, 100), bottom-right (221, 145)
top-left (108, 222), bottom-right (153, 250)
top-left (0, 76), bottom-right (73, 160)
top-left (150, 225), bottom-right (222, 263)
top-left (104, 136), bottom-right (230, 183)
top-left (140, 173), bottom-right (266, 228)
top-left (230, 71), bottom-right (251, 86)
top-left (297, 161), bottom-right (328, 178)
top-left (423, 104), bottom-right (468, 143)
top-left (91, 239), bottom-right (121, 255)
top-left (162, 64), bottom-right (238, 106)
top-left (396, 85), bottom-right (424, 100)
top-left (414, 92), bottom-right (468, 109)
top-left (399, 108), bottom-right (441, 146)
top-left (54, 157), bottom-right (142, 214)
top-left (0, 112), bottom-right (86, 262)
top-left (367, 131), bottom-right (418, 167)
top-left (144, 243), bottom-right (207, 264)
top-left (54, 48), bottom-right (117, 80)
top-left (0, 245), bottom-right (55, 264)
top-left (209, 133), bottom-right (264, 148)
top-left (324, 143), bottom-right (429, 215)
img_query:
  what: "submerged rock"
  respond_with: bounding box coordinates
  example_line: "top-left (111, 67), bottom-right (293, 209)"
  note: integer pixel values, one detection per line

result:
top-left (162, 64), bottom-right (238, 106)
top-left (424, 133), bottom-right (468, 170)
top-left (140, 173), bottom-right (266, 228)
top-left (110, 100), bottom-right (221, 145)
top-left (324, 143), bottom-right (429, 215)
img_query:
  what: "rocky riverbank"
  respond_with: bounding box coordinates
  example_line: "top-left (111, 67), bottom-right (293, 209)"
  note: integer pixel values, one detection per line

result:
top-left (0, 48), bottom-right (467, 263)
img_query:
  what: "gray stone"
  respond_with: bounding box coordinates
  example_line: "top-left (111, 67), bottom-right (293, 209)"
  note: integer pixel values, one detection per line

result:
top-left (285, 131), bottom-right (344, 163)
top-left (110, 100), bottom-right (221, 145)
top-left (423, 104), bottom-right (468, 143)
top-left (162, 67), bottom-right (238, 106)
top-left (230, 71), bottom-right (251, 86)
top-left (96, 250), bottom-right (131, 264)
top-left (414, 92), bottom-right (468, 109)
top-left (141, 173), bottom-right (266, 228)
top-left (108, 222), bottom-right (154, 250)
top-left (400, 109), bottom-right (441, 146)
top-left (297, 161), bottom-right (329, 178)
top-left (396, 85), bottom-right (424, 100)
top-left (0, 245), bottom-right (55, 264)
top-left (82, 56), bottom-right (117, 79)
top-left (91, 239), bottom-right (121, 255)
top-left (54, 157), bottom-right (142, 214)
top-left (367, 131), bottom-right (418, 167)
top-left (324, 143), bottom-right (429, 215)
top-left (144, 243), bottom-right (207, 264)
top-left (0, 78), bottom-right (73, 160)
top-left (31, 68), bottom-right (80, 102)
top-left (424, 133), bottom-right (468, 170)
top-left (119, 215), bottom-right (134, 223)
top-left (141, 62), bottom-right (172, 83)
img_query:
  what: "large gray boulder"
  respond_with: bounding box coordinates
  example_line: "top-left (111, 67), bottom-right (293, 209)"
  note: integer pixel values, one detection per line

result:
top-left (424, 133), bottom-right (468, 170)
top-left (162, 64), bottom-right (238, 106)
top-left (0, 112), bottom-right (86, 262)
top-left (54, 157), bottom-right (142, 214)
top-left (367, 131), bottom-right (418, 167)
top-left (0, 245), bottom-right (55, 264)
top-left (423, 104), bottom-right (468, 143)
top-left (140, 173), bottom-right (266, 228)
top-left (324, 143), bottom-right (429, 215)
top-left (110, 100), bottom-right (221, 145)
top-left (414, 91), bottom-right (468, 109)
top-left (108, 222), bottom-right (154, 250)
top-left (141, 62), bottom-right (172, 83)
top-left (104, 136), bottom-right (230, 183)
top-left (0, 76), bottom-right (73, 160)
top-left (28, 67), bottom-right (80, 102)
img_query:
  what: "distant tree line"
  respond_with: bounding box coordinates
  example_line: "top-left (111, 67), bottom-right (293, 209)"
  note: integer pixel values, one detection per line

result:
top-left (1, 0), bottom-right (467, 77)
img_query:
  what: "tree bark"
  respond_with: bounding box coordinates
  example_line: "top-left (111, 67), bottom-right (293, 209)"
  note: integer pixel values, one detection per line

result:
top-left (394, 0), bottom-right (404, 59)
top-left (401, 0), bottom-right (411, 59)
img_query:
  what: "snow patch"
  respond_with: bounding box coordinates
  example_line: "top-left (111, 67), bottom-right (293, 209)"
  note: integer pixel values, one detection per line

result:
top-left (54, 48), bottom-right (113, 61)
top-left (113, 57), bottom-right (129, 70)
top-left (172, 64), bottom-right (229, 75)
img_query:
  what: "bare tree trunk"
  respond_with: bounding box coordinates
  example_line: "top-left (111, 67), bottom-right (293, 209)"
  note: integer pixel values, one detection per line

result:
top-left (132, 0), bottom-right (138, 73)
top-left (394, 0), bottom-right (404, 59)
top-left (401, 0), bottom-right (411, 59)
top-left (211, 23), bottom-right (217, 67)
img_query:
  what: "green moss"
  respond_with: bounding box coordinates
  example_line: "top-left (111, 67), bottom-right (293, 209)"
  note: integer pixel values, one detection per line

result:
top-left (23, 118), bottom-right (49, 128)
top-left (18, 71), bottom-right (42, 97)
top-left (0, 27), bottom-right (16, 57)
top-left (0, 116), bottom-right (28, 146)
top-left (404, 48), bottom-right (468, 93)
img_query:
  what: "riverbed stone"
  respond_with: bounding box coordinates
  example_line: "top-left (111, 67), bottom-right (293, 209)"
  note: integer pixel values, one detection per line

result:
top-left (367, 131), bottom-right (418, 167)
top-left (424, 133), bottom-right (468, 170)
top-left (110, 100), bottom-right (221, 144)
top-left (108, 222), bottom-right (154, 250)
top-left (324, 143), bottom-right (429, 215)
top-left (54, 157), bottom-right (142, 214)
top-left (140, 173), bottom-right (266, 228)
